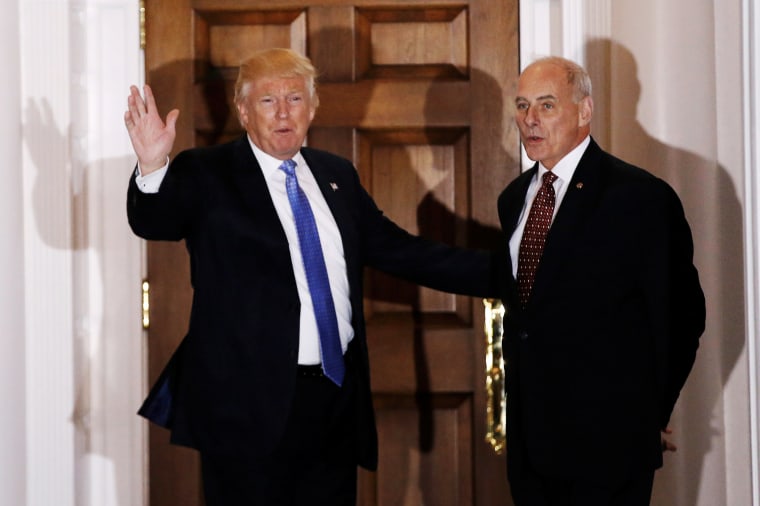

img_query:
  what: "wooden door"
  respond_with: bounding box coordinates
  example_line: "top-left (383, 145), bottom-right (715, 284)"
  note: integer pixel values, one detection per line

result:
top-left (143, 1), bottom-right (519, 505)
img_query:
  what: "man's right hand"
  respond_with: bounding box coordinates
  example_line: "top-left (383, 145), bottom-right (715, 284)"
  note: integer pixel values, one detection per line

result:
top-left (124, 84), bottom-right (179, 175)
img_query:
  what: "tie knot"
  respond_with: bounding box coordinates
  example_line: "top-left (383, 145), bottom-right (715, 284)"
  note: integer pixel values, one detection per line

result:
top-left (542, 171), bottom-right (557, 186)
top-left (279, 159), bottom-right (296, 177)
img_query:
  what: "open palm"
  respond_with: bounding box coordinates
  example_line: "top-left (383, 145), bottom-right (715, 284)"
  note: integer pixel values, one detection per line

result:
top-left (124, 84), bottom-right (180, 174)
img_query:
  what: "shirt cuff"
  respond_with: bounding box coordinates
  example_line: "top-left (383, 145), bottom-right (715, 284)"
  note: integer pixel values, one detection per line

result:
top-left (135, 158), bottom-right (169, 194)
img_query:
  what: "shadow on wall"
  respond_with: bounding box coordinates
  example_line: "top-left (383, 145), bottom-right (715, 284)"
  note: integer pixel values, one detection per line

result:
top-left (23, 97), bottom-right (144, 504)
top-left (586, 38), bottom-right (745, 506)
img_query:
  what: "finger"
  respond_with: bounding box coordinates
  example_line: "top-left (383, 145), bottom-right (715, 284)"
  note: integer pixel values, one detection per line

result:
top-left (143, 84), bottom-right (158, 116)
top-left (129, 85), bottom-right (147, 117)
top-left (126, 94), bottom-right (143, 125)
top-left (126, 92), bottom-right (138, 118)
top-left (124, 110), bottom-right (144, 143)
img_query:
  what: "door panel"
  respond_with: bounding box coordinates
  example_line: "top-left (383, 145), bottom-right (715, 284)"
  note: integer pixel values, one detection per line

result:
top-left (144, 1), bottom-right (519, 504)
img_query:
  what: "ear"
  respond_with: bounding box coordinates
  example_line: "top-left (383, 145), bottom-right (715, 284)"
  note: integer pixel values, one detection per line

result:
top-left (236, 102), bottom-right (249, 127)
top-left (578, 96), bottom-right (593, 126)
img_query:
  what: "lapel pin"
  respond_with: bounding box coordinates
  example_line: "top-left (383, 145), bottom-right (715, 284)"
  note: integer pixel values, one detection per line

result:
top-left (330, 182), bottom-right (339, 191)
top-left (576, 182), bottom-right (584, 189)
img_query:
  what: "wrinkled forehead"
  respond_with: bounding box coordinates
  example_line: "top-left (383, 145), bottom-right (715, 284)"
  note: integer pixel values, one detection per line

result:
top-left (516, 63), bottom-right (571, 100)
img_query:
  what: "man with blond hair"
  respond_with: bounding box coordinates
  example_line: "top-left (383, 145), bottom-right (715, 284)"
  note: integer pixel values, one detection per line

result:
top-left (124, 48), bottom-right (497, 504)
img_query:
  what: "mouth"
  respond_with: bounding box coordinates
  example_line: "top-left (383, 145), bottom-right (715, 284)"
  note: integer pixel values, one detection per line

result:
top-left (523, 135), bottom-right (544, 145)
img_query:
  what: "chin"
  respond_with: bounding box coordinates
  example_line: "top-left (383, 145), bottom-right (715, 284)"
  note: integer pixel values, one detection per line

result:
top-left (524, 150), bottom-right (543, 162)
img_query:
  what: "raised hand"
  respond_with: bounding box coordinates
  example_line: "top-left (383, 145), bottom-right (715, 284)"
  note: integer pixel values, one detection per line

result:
top-left (124, 84), bottom-right (180, 174)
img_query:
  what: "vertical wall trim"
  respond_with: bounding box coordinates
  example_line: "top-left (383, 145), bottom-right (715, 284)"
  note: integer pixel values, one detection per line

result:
top-left (561, 0), bottom-right (584, 61)
top-left (0, 0), bottom-right (27, 500)
top-left (743, 0), bottom-right (760, 502)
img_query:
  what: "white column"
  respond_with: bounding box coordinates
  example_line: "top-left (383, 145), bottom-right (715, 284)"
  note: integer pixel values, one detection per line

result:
top-left (0, 0), bottom-right (27, 502)
top-left (21, 1), bottom-right (77, 503)
top-left (519, 0), bottom-right (558, 67)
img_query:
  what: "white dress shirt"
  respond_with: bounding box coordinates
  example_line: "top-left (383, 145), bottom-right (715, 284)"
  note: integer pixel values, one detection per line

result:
top-left (508, 136), bottom-right (590, 277)
top-left (135, 138), bottom-right (354, 365)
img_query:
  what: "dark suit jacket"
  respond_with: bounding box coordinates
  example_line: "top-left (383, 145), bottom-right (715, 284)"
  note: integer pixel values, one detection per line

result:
top-left (496, 138), bottom-right (705, 482)
top-left (127, 135), bottom-right (496, 470)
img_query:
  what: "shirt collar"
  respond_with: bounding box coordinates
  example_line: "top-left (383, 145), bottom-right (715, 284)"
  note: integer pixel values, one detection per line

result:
top-left (247, 136), bottom-right (305, 179)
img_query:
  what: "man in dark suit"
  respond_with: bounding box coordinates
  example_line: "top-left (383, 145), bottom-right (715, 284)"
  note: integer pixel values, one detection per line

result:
top-left (124, 48), bottom-right (496, 505)
top-left (497, 56), bottom-right (705, 505)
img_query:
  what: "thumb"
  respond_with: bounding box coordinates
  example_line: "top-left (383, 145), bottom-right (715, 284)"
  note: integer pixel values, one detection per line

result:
top-left (165, 109), bottom-right (180, 132)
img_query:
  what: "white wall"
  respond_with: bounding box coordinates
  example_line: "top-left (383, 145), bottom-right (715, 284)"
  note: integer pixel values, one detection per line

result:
top-left (2, 1), bottom-right (146, 505)
top-left (520, 0), bottom-right (755, 504)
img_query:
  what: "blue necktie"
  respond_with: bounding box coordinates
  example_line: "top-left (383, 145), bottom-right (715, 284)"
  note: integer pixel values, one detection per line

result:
top-left (279, 159), bottom-right (345, 386)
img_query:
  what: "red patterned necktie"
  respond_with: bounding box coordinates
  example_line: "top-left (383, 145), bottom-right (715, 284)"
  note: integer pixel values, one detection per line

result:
top-left (517, 171), bottom-right (558, 308)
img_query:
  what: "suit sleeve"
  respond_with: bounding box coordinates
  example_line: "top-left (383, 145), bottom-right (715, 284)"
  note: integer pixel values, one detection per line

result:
top-left (645, 181), bottom-right (705, 427)
top-left (348, 169), bottom-right (499, 298)
top-left (127, 150), bottom-right (202, 242)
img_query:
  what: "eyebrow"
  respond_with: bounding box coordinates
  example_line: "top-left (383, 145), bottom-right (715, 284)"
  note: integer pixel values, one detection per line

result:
top-left (515, 94), bottom-right (557, 103)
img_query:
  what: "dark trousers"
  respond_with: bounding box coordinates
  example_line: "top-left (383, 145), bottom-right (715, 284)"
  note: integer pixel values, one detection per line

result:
top-left (200, 368), bottom-right (358, 506)
top-left (511, 457), bottom-right (655, 506)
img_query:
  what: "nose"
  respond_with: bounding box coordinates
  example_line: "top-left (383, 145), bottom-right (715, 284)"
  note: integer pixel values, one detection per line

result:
top-left (522, 106), bottom-right (538, 126)
top-left (276, 101), bottom-right (289, 118)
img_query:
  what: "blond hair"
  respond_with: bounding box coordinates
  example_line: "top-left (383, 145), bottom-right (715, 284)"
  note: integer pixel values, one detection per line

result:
top-left (234, 48), bottom-right (320, 108)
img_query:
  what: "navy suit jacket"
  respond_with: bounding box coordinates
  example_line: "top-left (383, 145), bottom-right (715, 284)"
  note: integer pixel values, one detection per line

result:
top-left (128, 135), bottom-right (497, 469)
top-left (496, 138), bottom-right (705, 482)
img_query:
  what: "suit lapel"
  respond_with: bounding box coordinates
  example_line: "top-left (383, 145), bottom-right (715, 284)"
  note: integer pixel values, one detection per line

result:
top-left (229, 135), bottom-right (293, 264)
top-left (499, 166), bottom-right (536, 284)
top-left (502, 166), bottom-right (536, 240)
top-left (303, 152), bottom-right (345, 219)
top-left (529, 140), bottom-right (605, 307)
top-left (299, 149), bottom-right (357, 261)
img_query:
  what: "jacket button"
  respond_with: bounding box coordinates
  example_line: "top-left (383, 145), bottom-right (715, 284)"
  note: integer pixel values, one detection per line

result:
top-left (519, 330), bottom-right (529, 341)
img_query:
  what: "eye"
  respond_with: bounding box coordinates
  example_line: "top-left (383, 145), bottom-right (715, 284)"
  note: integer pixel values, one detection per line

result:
top-left (515, 102), bottom-right (528, 111)
top-left (288, 94), bottom-right (303, 103)
top-left (542, 102), bottom-right (554, 110)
